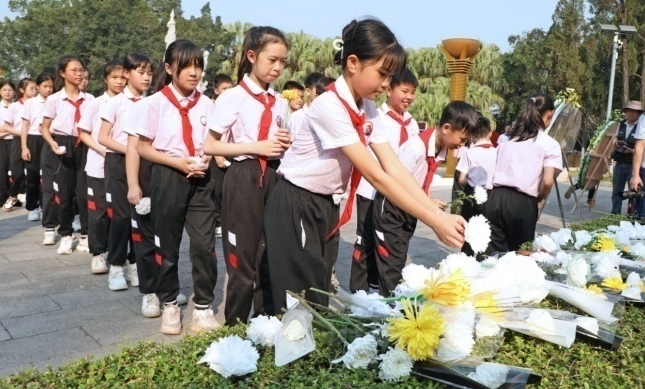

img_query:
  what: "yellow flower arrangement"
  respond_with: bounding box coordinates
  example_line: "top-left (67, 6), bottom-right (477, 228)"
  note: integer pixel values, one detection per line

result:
top-left (421, 268), bottom-right (471, 306)
top-left (473, 292), bottom-right (502, 314)
top-left (387, 298), bottom-right (444, 361)
top-left (591, 234), bottom-right (616, 252)
top-left (281, 89), bottom-right (301, 102)
top-left (601, 276), bottom-right (627, 291)
top-left (280, 89), bottom-right (301, 131)
top-left (584, 284), bottom-right (603, 294)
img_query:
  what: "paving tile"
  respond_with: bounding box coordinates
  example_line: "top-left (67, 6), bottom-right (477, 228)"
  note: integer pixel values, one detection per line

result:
top-left (0, 295), bottom-right (61, 319)
top-left (49, 286), bottom-right (140, 309)
top-left (0, 242), bottom-right (43, 255)
top-left (0, 323), bottom-right (10, 341)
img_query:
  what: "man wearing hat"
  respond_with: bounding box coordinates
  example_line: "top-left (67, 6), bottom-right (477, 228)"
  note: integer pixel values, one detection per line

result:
top-left (612, 101), bottom-right (643, 214)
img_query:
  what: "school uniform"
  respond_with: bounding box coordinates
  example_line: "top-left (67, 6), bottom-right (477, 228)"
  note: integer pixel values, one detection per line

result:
top-left (137, 83), bottom-right (216, 306)
top-left (482, 131), bottom-right (562, 254)
top-left (350, 102), bottom-right (420, 293)
top-left (209, 131), bottom-right (230, 232)
top-left (21, 95), bottom-right (51, 216)
top-left (266, 76), bottom-right (389, 311)
top-left (372, 128), bottom-right (445, 296)
top-left (632, 115), bottom-right (645, 216)
top-left (3, 100), bottom-right (26, 201)
top-left (41, 89), bottom-right (90, 237)
top-left (0, 101), bottom-right (12, 205)
top-left (102, 88), bottom-right (141, 266)
top-left (209, 74), bottom-right (288, 325)
top-left (77, 93), bottom-right (111, 256)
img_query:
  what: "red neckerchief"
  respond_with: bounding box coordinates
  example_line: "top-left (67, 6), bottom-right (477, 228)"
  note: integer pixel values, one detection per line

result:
top-left (386, 110), bottom-right (411, 146)
top-left (419, 128), bottom-right (440, 194)
top-left (65, 96), bottom-right (84, 145)
top-left (160, 85), bottom-right (201, 156)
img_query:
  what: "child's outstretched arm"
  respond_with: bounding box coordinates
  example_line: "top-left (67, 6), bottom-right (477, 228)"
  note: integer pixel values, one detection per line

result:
top-left (342, 142), bottom-right (465, 247)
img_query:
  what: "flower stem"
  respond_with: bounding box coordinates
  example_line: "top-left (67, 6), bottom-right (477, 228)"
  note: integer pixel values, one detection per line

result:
top-left (286, 291), bottom-right (349, 345)
top-left (307, 300), bottom-right (365, 333)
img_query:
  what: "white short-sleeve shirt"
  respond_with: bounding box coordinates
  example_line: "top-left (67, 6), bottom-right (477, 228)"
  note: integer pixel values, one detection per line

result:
top-left (632, 114), bottom-right (645, 167)
top-left (21, 94), bottom-right (47, 136)
top-left (100, 87), bottom-right (142, 153)
top-left (42, 89), bottom-right (90, 136)
top-left (137, 84), bottom-right (214, 158)
top-left (3, 101), bottom-right (25, 139)
top-left (209, 74), bottom-right (288, 162)
top-left (493, 130), bottom-right (562, 197)
top-left (0, 101), bottom-right (10, 138)
top-left (356, 102), bottom-right (420, 200)
top-left (78, 92), bottom-right (112, 178)
top-left (278, 76), bottom-right (388, 195)
top-left (397, 129), bottom-right (447, 189)
top-left (455, 140), bottom-right (498, 189)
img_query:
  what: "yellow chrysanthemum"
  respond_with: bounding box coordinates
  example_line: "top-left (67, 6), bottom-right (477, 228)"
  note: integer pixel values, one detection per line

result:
top-left (584, 284), bottom-right (603, 294)
top-left (473, 292), bottom-right (502, 314)
top-left (387, 299), bottom-right (444, 361)
top-left (591, 234), bottom-right (616, 252)
top-left (281, 89), bottom-right (301, 102)
top-left (420, 268), bottom-right (471, 306)
top-left (601, 276), bottom-right (626, 291)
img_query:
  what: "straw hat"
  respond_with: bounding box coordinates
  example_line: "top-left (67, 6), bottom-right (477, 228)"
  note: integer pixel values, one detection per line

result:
top-left (623, 100), bottom-right (644, 112)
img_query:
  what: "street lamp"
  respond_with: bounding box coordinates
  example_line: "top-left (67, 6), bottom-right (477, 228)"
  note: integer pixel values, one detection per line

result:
top-left (600, 24), bottom-right (637, 120)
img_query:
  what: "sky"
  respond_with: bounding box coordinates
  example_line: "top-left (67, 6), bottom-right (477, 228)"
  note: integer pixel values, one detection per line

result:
top-left (0, 0), bottom-right (561, 52)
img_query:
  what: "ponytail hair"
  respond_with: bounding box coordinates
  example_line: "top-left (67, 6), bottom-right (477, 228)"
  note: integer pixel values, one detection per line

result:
top-left (54, 55), bottom-right (85, 92)
top-left (15, 78), bottom-right (33, 100)
top-left (237, 26), bottom-right (288, 83)
top-left (334, 18), bottom-right (406, 75)
top-left (508, 93), bottom-right (555, 141)
top-left (153, 39), bottom-right (203, 93)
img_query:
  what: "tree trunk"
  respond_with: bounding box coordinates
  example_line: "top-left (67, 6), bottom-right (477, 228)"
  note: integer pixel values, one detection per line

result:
top-left (622, 39), bottom-right (629, 103)
top-left (641, 50), bottom-right (645, 104)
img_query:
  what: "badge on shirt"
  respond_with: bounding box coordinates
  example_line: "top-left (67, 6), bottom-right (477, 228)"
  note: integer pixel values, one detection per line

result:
top-left (200, 116), bottom-right (207, 126)
top-left (362, 121), bottom-right (373, 136)
top-left (276, 115), bottom-right (284, 128)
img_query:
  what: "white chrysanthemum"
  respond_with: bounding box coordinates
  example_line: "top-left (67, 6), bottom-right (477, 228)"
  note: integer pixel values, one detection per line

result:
top-left (474, 186), bottom-right (488, 205)
top-left (476, 316), bottom-right (501, 338)
top-left (377, 347), bottom-right (413, 383)
top-left (283, 319), bottom-right (307, 341)
top-left (246, 315), bottom-right (283, 347)
top-left (575, 316), bottom-right (599, 335)
top-left (400, 263), bottom-right (434, 291)
top-left (533, 235), bottom-right (558, 253)
top-left (135, 197), bottom-right (151, 215)
top-left (332, 334), bottom-right (378, 369)
top-left (626, 272), bottom-right (642, 287)
top-left (436, 306), bottom-right (476, 361)
top-left (550, 228), bottom-right (573, 247)
top-left (498, 253), bottom-right (549, 304)
top-left (526, 310), bottom-right (555, 331)
top-left (467, 363), bottom-right (509, 389)
top-left (440, 252), bottom-right (481, 278)
top-left (630, 242), bottom-right (645, 258)
top-left (591, 253), bottom-right (621, 279)
top-left (554, 251), bottom-right (573, 266)
top-left (198, 335), bottom-right (259, 378)
top-left (566, 257), bottom-right (590, 288)
top-left (349, 290), bottom-right (392, 317)
top-left (614, 230), bottom-right (630, 246)
top-left (619, 221), bottom-right (636, 237)
top-left (574, 230), bottom-right (593, 250)
top-left (607, 225), bottom-right (620, 233)
top-left (633, 222), bottom-right (645, 240)
top-left (464, 215), bottom-right (491, 254)
top-left (529, 251), bottom-right (555, 264)
top-left (622, 287), bottom-right (642, 300)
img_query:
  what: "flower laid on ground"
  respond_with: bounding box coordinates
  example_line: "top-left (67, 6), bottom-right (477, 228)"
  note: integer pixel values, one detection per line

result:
top-left (475, 316), bottom-right (502, 338)
top-left (601, 276), bottom-right (627, 291)
top-left (575, 316), bottom-right (599, 335)
top-left (574, 230), bottom-right (592, 250)
top-left (377, 347), bottom-right (414, 383)
top-left (348, 290), bottom-right (393, 317)
top-left (395, 263), bottom-right (434, 294)
top-left (584, 284), bottom-right (603, 294)
top-left (421, 268), bottom-right (471, 306)
top-left (246, 315), bottom-right (283, 347)
top-left (435, 305), bottom-right (476, 361)
top-left (473, 186), bottom-right (488, 205)
top-left (533, 234), bottom-right (558, 253)
top-left (550, 228), bottom-right (573, 247)
top-left (467, 363), bottom-right (510, 389)
top-left (332, 334), bottom-right (378, 369)
top-left (592, 253), bottom-right (621, 279)
top-left (283, 319), bottom-right (307, 341)
top-left (591, 234), bottom-right (617, 252)
top-left (566, 257), bottom-right (590, 288)
top-left (387, 298), bottom-right (444, 361)
top-left (198, 335), bottom-right (259, 378)
top-left (464, 215), bottom-right (491, 254)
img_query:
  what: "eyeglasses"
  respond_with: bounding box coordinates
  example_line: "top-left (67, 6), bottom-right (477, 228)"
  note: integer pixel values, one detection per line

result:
top-left (68, 68), bottom-right (85, 74)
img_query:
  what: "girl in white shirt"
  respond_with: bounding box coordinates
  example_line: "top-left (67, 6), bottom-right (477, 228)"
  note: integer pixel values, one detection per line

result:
top-left (203, 26), bottom-right (290, 325)
top-left (41, 56), bottom-right (92, 255)
top-left (0, 80), bottom-right (16, 208)
top-left (482, 93), bottom-right (562, 253)
top-left (136, 40), bottom-right (218, 335)
top-left (20, 74), bottom-right (54, 226)
top-left (264, 18), bottom-right (466, 311)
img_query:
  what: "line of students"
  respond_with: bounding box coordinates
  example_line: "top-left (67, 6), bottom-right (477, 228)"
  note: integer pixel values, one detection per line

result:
top-left (0, 17), bottom-right (562, 336)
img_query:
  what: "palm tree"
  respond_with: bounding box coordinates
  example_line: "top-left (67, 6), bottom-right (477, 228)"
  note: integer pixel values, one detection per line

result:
top-left (219, 21), bottom-right (253, 81)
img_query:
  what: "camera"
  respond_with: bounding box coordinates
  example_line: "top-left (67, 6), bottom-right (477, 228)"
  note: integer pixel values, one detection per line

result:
top-left (616, 141), bottom-right (627, 154)
top-left (621, 190), bottom-right (645, 200)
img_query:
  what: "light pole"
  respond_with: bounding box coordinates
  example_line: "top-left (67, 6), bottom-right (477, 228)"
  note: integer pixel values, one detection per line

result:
top-left (600, 24), bottom-right (636, 120)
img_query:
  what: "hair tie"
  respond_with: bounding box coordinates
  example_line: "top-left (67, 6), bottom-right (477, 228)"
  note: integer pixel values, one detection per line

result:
top-left (333, 38), bottom-right (344, 60)
top-left (529, 97), bottom-right (537, 104)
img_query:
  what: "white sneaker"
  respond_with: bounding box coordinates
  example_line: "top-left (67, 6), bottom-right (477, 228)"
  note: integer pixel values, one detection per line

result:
top-left (72, 215), bottom-right (81, 232)
top-left (42, 230), bottom-right (56, 245)
top-left (127, 263), bottom-right (139, 287)
top-left (56, 236), bottom-right (73, 255)
top-left (177, 293), bottom-right (188, 306)
top-left (28, 209), bottom-right (41, 221)
top-left (191, 307), bottom-right (220, 332)
top-left (17, 193), bottom-right (26, 203)
top-left (141, 293), bottom-right (161, 318)
top-left (160, 304), bottom-right (182, 335)
top-left (215, 226), bottom-right (222, 238)
top-left (76, 235), bottom-right (90, 253)
top-left (91, 253), bottom-right (108, 274)
top-left (108, 265), bottom-right (128, 291)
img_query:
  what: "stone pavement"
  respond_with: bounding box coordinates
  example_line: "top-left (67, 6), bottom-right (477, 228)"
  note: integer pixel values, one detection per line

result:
top-left (0, 175), bottom-right (617, 377)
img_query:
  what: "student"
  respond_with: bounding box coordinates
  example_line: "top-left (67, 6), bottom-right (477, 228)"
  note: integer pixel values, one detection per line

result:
top-left (40, 56), bottom-right (91, 255)
top-left (482, 93), bottom-right (562, 254)
top-left (302, 72), bottom-right (325, 111)
top-left (287, 75), bottom-right (335, 143)
top-left (137, 39), bottom-right (219, 334)
top-left (98, 54), bottom-right (152, 291)
top-left (282, 80), bottom-right (304, 113)
top-left (349, 69), bottom-right (422, 293)
top-left (210, 73), bottom-right (234, 238)
top-left (264, 18), bottom-right (466, 312)
top-left (203, 26), bottom-right (290, 325)
top-left (20, 74), bottom-right (55, 231)
top-left (78, 60), bottom-right (126, 274)
top-left (0, 80), bottom-right (16, 207)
